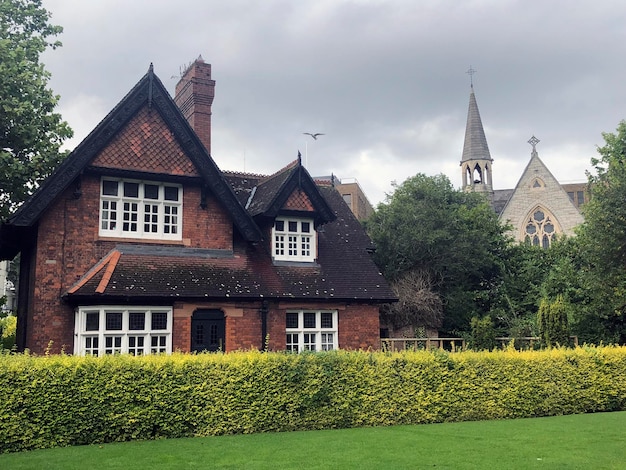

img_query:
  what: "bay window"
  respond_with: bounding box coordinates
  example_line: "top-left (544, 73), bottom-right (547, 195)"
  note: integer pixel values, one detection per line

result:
top-left (74, 307), bottom-right (172, 356)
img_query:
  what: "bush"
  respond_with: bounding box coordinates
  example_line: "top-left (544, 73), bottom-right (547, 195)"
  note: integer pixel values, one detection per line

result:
top-left (1, 347), bottom-right (625, 453)
top-left (0, 315), bottom-right (16, 350)
top-left (538, 295), bottom-right (570, 347)
top-left (469, 315), bottom-right (496, 350)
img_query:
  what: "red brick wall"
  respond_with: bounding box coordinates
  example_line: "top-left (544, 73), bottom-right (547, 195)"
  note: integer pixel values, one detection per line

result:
top-left (25, 169), bottom-right (235, 354)
top-left (338, 304), bottom-right (381, 350)
top-left (169, 301), bottom-right (380, 354)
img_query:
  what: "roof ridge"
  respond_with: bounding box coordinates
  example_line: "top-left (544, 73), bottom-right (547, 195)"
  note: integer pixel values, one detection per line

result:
top-left (222, 169), bottom-right (267, 178)
top-left (96, 250), bottom-right (121, 293)
top-left (66, 249), bottom-right (120, 295)
top-left (261, 159), bottom-right (299, 182)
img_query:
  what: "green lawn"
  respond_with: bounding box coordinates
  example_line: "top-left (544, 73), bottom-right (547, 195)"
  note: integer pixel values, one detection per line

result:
top-left (2, 412), bottom-right (625, 469)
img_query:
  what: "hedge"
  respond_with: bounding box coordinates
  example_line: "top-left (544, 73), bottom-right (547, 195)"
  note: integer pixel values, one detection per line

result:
top-left (1, 346), bottom-right (626, 453)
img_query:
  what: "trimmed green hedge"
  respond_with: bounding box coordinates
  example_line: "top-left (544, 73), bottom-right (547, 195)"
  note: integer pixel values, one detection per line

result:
top-left (1, 347), bottom-right (626, 452)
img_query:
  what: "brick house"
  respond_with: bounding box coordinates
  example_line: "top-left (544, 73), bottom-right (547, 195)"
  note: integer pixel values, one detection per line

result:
top-left (0, 58), bottom-right (395, 355)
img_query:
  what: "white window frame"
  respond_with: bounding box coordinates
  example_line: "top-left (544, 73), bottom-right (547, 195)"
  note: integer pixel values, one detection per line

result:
top-left (74, 306), bottom-right (173, 356)
top-left (286, 310), bottom-right (337, 352)
top-left (99, 178), bottom-right (182, 240)
top-left (272, 217), bottom-right (316, 262)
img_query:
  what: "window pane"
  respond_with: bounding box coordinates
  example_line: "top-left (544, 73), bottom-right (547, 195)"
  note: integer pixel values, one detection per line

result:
top-left (106, 312), bottom-right (123, 330)
top-left (286, 312), bottom-right (298, 329)
top-left (152, 312), bottom-right (168, 330)
top-left (164, 186), bottom-right (179, 201)
top-left (144, 184), bottom-right (159, 199)
top-left (533, 211), bottom-right (544, 222)
top-left (288, 221), bottom-right (298, 232)
top-left (275, 220), bottom-right (284, 231)
top-left (304, 312), bottom-right (316, 328)
top-left (85, 312), bottom-right (99, 331)
top-left (123, 182), bottom-right (139, 198)
top-left (301, 221), bottom-right (310, 233)
top-left (577, 191), bottom-right (584, 205)
top-left (102, 180), bottom-right (118, 196)
top-left (321, 313), bottom-right (333, 328)
top-left (129, 312), bottom-right (145, 330)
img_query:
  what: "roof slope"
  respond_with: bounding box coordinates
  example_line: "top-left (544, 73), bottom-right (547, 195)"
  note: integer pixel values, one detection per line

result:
top-left (461, 86), bottom-right (492, 163)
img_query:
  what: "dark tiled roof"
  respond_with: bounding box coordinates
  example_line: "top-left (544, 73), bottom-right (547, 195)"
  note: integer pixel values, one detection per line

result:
top-left (65, 184), bottom-right (396, 303)
top-left (224, 160), bottom-right (335, 225)
top-left (493, 189), bottom-right (514, 215)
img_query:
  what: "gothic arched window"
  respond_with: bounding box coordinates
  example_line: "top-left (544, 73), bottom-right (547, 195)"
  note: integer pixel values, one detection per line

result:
top-left (523, 207), bottom-right (558, 248)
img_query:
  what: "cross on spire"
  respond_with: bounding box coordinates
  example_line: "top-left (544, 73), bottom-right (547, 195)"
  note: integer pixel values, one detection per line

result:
top-left (528, 135), bottom-right (540, 152)
top-left (466, 66), bottom-right (477, 86)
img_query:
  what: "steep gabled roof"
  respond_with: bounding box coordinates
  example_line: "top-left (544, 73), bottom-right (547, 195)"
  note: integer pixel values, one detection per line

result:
top-left (461, 85), bottom-right (492, 163)
top-left (5, 64), bottom-right (262, 242)
top-left (498, 145), bottom-right (583, 237)
top-left (244, 158), bottom-right (335, 224)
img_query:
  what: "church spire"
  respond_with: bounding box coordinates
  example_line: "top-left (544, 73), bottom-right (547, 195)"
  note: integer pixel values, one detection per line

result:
top-left (460, 74), bottom-right (494, 198)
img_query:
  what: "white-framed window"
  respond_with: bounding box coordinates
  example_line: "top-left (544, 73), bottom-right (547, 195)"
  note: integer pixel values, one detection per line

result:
top-left (272, 217), bottom-right (316, 262)
top-left (74, 306), bottom-right (172, 356)
top-left (99, 178), bottom-right (182, 240)
top-left (286, 310), bottom-right (337, 352)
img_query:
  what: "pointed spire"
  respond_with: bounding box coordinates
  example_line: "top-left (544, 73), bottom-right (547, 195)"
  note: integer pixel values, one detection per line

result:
top-left (461, 86), bottom-right (492, 163)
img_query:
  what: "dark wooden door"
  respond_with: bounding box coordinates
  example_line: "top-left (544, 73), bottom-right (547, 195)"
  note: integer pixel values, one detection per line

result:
top-left (191, 310), bottom-right (225, 352)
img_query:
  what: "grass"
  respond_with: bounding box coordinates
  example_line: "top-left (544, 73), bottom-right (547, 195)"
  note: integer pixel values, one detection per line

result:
top-left (2, 412), bottom-right (625, 469)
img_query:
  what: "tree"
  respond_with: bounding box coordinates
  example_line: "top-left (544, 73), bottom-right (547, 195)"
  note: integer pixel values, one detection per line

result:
top-left (0, 0), bottom-right (72, 220)
top-left (555, 120), bottom-right (626, 344)
top-left (537, 295), bottom-right (570, 347)
top-left (366, 173), bottom-right (511, 334)
top-left (469, 315), bottom-right (496, 351)
top-left (379, 269), bottom-right (443, 332)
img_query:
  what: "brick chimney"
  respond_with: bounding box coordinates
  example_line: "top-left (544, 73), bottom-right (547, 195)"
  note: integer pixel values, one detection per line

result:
top-left (174, 56), bottom-right (215, 154)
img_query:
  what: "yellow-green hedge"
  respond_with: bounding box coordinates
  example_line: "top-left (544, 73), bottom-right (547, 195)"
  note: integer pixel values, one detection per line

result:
top-left (1, 346), bottom-right (625, 452)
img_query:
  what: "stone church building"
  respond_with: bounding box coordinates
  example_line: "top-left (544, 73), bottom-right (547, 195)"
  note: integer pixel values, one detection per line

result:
top-left (460, 85), bottom-right (585, 247)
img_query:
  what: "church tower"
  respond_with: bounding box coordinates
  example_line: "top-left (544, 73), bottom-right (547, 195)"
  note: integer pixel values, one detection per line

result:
top-left (460, 81), bottom-right (494, 201)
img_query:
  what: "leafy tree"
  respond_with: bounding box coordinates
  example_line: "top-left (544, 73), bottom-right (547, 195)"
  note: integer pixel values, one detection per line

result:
top-left (537, 295), bottom-right (570, 347)
top-left (469, 315), bottom-right (496, 350)
top-left (0, 0), bottom-right (72, 220)
top-left (366, 173), bottom-right (510, 334)
top-left (489, 243), bottom-right (549, 337)
top-left (553, 120), bottom-right (626, 344)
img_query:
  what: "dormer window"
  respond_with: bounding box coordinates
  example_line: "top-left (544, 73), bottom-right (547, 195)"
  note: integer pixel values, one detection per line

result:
top-left (99, 178), bottom-right (182, 240)
top-left (272, 217), bottom-right (316, 262)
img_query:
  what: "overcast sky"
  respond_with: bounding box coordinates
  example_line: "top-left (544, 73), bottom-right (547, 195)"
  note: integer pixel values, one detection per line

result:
top-left (40, 0), bottom-right (626, 206)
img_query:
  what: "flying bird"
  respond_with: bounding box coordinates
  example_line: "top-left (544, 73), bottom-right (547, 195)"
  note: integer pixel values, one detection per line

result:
top-left (303, 132), bottom-right (325, 140)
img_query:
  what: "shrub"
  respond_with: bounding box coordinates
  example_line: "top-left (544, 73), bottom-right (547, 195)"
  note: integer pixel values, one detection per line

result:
top-left (469, 315), bottom-right (496, 350)
top-left (0, 347), bottom-right (625, 453)
top-left (538, 295), bottom-right (570, 347)
top-left (0, 315), bottom-right (16, 350)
